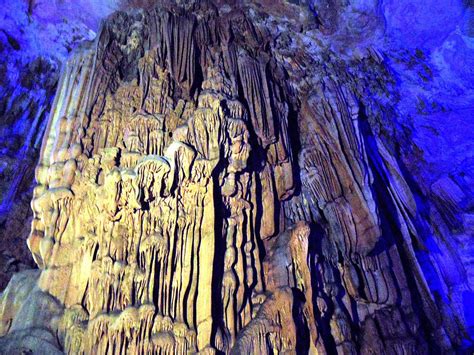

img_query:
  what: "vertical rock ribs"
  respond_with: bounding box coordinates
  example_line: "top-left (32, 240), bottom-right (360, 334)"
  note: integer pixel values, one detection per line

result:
top-left (0, 2), bottom-right (469, 354)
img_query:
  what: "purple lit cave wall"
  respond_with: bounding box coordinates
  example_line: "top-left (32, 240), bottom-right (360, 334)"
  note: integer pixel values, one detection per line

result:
top-left (0, 0), bottom-right (117, 288)
top-left (0, 0), bottom-right (473, 353)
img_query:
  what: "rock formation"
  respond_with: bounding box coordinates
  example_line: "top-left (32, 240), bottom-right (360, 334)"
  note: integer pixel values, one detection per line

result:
top-left (0, 1), bottom-right (472, 353)
top-left (0, 0), bottom-right (108, 290)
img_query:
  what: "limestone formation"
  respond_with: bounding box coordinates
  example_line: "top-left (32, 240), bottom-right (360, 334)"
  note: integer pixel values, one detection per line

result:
top-left (0, 1), bottom-right (472, 354)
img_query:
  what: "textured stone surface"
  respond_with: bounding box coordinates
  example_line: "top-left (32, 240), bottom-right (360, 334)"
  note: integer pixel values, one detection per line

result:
top-left (0, 0), bottom-right (103, 290)
top-left (0, 0), bottom-right (473, 353)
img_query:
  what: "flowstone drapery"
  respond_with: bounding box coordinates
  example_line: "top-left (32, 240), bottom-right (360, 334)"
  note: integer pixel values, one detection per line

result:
top-left (0, 1), bottom-right (471, 354)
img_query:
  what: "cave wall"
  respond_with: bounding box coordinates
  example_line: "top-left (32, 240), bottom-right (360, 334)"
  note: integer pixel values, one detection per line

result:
top-left (0, 0), bottom-right (472, 353)
top-left (0, 0), bottom-right (117, 289)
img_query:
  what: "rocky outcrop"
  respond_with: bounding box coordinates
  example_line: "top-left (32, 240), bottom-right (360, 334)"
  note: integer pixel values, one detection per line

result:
top-left (0, 0), bottom-right (472, 353)
top-left (0, 0), bottom-right (111, 290)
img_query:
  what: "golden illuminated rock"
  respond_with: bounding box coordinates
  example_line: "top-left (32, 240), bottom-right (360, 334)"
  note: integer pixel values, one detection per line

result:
top-left (0, 1), bottom-right (470, 354)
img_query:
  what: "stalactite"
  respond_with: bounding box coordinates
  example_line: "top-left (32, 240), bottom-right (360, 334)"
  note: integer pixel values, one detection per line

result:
top-left (0, 1), bottom-right (471, 354)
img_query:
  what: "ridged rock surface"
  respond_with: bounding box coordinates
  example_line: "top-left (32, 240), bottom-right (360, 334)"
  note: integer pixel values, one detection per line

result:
top-left (0, 1), bottom-right (472, 353)
top-left (0, 0), bottom-right (112, 290)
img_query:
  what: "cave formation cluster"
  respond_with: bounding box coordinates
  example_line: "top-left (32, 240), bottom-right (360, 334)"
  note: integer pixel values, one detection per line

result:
top-left (0, 1), bottom-right (471, 354)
